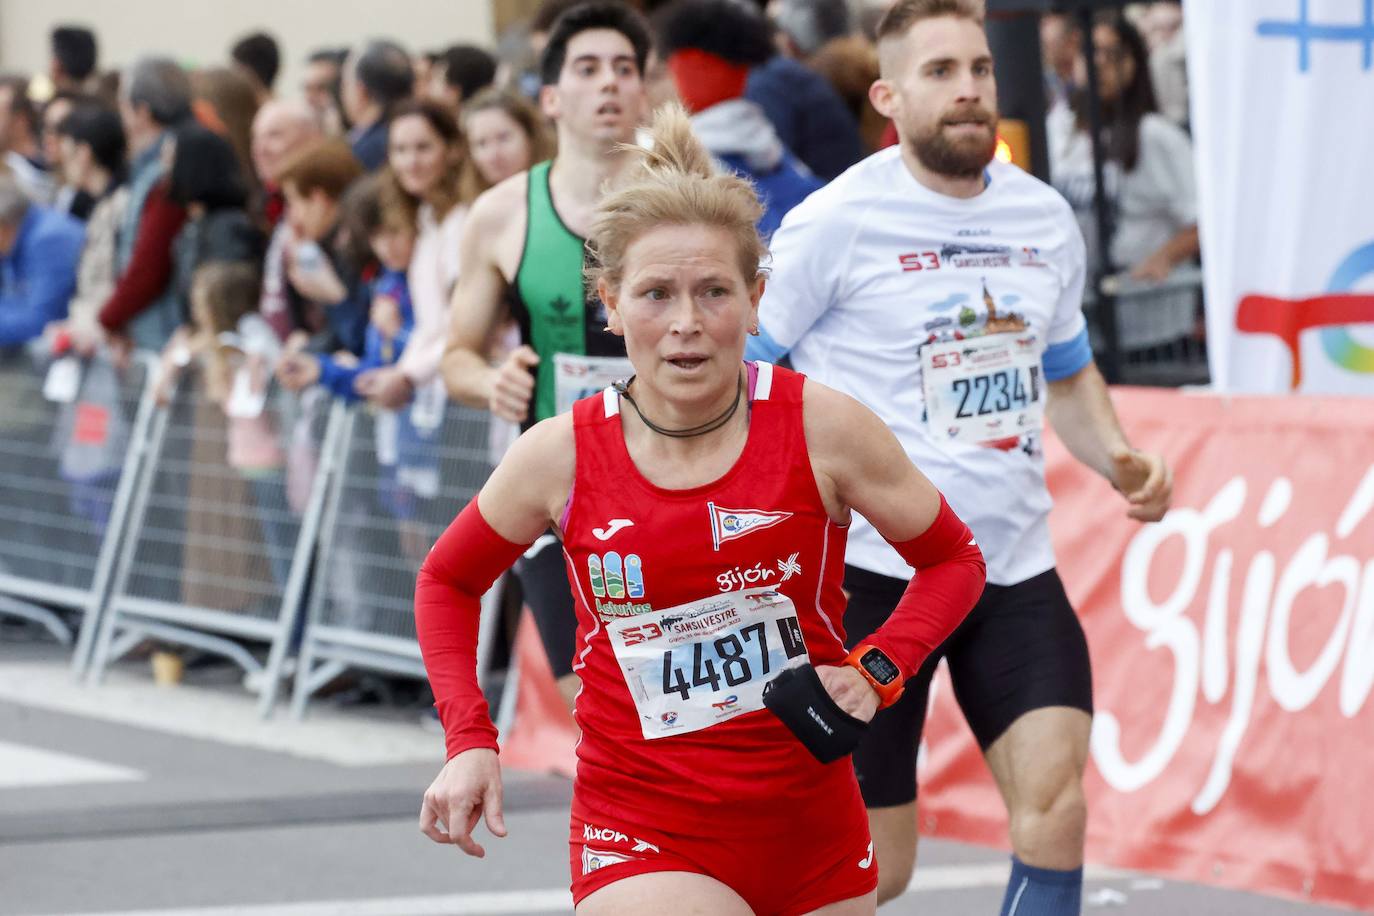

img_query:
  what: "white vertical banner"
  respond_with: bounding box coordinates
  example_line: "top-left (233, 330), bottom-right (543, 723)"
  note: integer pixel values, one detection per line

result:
top-left (1187, 0), bottom-right (1374, 393)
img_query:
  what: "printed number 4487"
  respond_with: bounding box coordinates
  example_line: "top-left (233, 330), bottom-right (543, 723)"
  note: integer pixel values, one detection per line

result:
top-left (661, 623), bottom-right (770, 701)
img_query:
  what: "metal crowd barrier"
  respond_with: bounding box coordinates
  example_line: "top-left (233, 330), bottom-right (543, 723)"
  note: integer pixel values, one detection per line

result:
top-left (3, 351), bottom-right (587, 726)
top-left (86, 364), bottom-right (345, 716)
top-left (0, 349), bottom-right (158, 675)
top-left (1086, 265), bottom-right (1209, 387)
top-left (288, 385), bottom-right (500, 718)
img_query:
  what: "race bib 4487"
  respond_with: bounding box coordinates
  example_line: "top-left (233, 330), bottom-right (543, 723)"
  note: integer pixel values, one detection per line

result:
top-left (607, 587), bottom-right (810, 740)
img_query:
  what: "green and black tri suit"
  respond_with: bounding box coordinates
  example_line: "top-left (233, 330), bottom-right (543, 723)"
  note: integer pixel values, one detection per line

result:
top-left (511, 160), bottom-right (628, 426)
top-left (509, 159), bottom-right (630, 679)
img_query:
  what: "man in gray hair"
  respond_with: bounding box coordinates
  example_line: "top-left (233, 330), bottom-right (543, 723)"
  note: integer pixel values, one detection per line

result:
top-left (251, 98), bottom-right (323, 340)
top-left (94, 56), bottom-right (193, 351)
top-left (0, 172), bottom-right (85, 347)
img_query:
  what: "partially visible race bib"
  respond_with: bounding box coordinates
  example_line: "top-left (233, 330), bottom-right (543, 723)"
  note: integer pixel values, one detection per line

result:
top-left (921, 332), bottom-right (1044, 444)
top-left (554, 353), bottom-right (633, 417)
top-left (608, 586), bottom-right (810, 740)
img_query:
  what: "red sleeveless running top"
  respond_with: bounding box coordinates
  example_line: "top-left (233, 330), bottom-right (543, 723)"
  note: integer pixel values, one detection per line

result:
top-left (561, 361), bottom-right (861, 835)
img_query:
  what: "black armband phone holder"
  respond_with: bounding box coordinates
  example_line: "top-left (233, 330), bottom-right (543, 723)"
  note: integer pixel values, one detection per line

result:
top-left (762, 664), bottom-right (869, 764)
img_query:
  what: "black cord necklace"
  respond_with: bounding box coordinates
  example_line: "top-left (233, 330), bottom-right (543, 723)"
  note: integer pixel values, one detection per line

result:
top-left (613, 372), bottom-right (744, 439)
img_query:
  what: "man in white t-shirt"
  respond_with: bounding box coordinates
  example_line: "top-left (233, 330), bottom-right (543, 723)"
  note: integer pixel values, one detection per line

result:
top-left (747, 2), bottom-right (1172, 913)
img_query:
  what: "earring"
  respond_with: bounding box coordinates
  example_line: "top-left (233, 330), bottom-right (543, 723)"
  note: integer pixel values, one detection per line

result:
top-left (748, 324), bottom-right (760, 336)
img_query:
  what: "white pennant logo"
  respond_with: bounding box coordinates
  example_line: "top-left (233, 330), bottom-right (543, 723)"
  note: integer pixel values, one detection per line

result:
top-left (708, 502), bottom-right (792, 550)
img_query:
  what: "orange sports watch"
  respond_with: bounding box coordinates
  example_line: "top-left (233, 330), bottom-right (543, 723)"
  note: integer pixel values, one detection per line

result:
top-left (843, 644), bottom-right (905, 709)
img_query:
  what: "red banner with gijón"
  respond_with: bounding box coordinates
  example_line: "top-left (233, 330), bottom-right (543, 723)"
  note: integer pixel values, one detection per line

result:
top-left (916, 387), bottom-right (1374, 910)
top-left (501, 387), bottom-right (1374, 910)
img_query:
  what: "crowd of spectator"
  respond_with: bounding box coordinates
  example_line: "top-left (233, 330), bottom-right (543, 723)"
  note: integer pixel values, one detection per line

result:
top-left (0, 0), bottom-right (1197, 372)
top-left (0, 0), bottom-right (1199, 675)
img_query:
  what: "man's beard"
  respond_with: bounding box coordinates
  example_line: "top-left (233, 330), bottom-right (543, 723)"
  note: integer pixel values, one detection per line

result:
top-left (908, 105), bottom-right (999, 179)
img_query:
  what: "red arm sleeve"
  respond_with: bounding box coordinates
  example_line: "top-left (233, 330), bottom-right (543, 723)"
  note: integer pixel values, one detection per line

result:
top-left (98, 185), bottom-right (187, 333)
top-left (864, 495), bottom-right (986, 681)
top-left (415, 497), bottom-right (532, 759)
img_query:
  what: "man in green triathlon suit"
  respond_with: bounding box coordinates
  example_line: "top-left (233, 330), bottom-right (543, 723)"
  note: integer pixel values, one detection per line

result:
top-left (442, 2), bottom-right (651, 704)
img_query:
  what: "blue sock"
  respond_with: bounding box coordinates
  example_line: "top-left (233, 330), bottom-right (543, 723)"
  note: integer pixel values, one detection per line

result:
top-left (999, 856), bottom-right (1082, 916)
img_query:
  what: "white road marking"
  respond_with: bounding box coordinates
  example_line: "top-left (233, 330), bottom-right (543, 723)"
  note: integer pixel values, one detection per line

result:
top-left (40, 864), bottom-right (1136, 916)
top-left (0, 741), bottom-right (143, 788)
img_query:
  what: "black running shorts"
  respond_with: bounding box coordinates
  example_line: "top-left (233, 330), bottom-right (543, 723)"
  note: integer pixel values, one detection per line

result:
top-left (517, 535), bottom-right (578, 679)
top-left (842, 564), bottom-right (1093, 808)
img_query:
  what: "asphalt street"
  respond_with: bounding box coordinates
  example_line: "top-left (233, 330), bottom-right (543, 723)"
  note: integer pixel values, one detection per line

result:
top-left (0, 640), bottom-right (1361, 916)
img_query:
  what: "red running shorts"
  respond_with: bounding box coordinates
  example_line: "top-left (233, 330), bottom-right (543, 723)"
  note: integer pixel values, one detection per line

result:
top-left (568, 791), bottom-right (877, 914)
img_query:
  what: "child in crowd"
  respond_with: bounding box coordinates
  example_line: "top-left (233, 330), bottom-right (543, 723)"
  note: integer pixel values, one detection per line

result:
top-left (278, 177), bottom-right (415, 402)
top-left (277, 178), bottom-right (439, 562)
top-left (157, 261), bottom-right (293, 590)
top-left (146, 261), bottom-right (292, 683)
top-left (192, 263), bottom-right (292, 576)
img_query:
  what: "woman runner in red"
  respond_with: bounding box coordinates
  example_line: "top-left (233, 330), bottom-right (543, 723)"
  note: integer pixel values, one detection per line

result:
top-left (414, 104), bottom-right (986, 916)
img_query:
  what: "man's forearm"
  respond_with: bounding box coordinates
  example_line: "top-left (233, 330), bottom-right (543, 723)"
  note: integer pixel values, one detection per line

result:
top-left (1045, 361), bottom-right (1130, 481)
top-left (441, 346), bottom-right (497, 409)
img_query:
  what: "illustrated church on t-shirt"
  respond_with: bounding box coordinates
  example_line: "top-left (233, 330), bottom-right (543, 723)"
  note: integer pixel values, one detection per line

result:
top-left (981, 279), bottom-right (1028, 335)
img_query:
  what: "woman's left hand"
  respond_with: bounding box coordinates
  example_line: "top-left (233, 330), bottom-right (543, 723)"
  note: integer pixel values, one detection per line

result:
top-left (355, 365), bottom-right (414, 409)
top-left (815, 664), bottom-right (880, 723)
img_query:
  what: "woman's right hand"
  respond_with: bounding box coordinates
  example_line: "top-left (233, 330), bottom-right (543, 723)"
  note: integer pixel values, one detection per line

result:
top-left (419, 747), bottom-right (507, 857)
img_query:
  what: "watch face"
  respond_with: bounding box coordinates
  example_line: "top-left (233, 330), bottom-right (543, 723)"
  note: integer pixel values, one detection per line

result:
top-left (861, 649), bottom-right (900, 685)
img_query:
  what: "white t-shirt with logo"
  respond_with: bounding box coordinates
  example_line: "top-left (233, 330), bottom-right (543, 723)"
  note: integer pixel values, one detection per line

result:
top-left (754, 150), bottom-right (1090, 586)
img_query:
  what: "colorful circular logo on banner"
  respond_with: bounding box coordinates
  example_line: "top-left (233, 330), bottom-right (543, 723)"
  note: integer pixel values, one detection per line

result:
top-left (1321, 241), bottom-right (1374, 374)
top-left (1235, 239), bottom-right (1374, 388)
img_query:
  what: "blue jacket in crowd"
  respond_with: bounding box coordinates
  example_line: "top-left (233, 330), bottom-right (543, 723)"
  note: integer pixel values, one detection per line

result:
top-left (745, 56), bottom-right (865, 183)
top-left (349, 120), bottom-right (389, 173)
top-left (316, 269), bottom-right (413, 402)
top-left (692, 98), bottom-right (823, 240)
top-left (0, 205), bottom-right (85, 347)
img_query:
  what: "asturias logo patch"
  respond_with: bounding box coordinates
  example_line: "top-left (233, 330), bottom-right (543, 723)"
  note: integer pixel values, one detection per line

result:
top-left (588, 551), bottom-right (652, 617)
